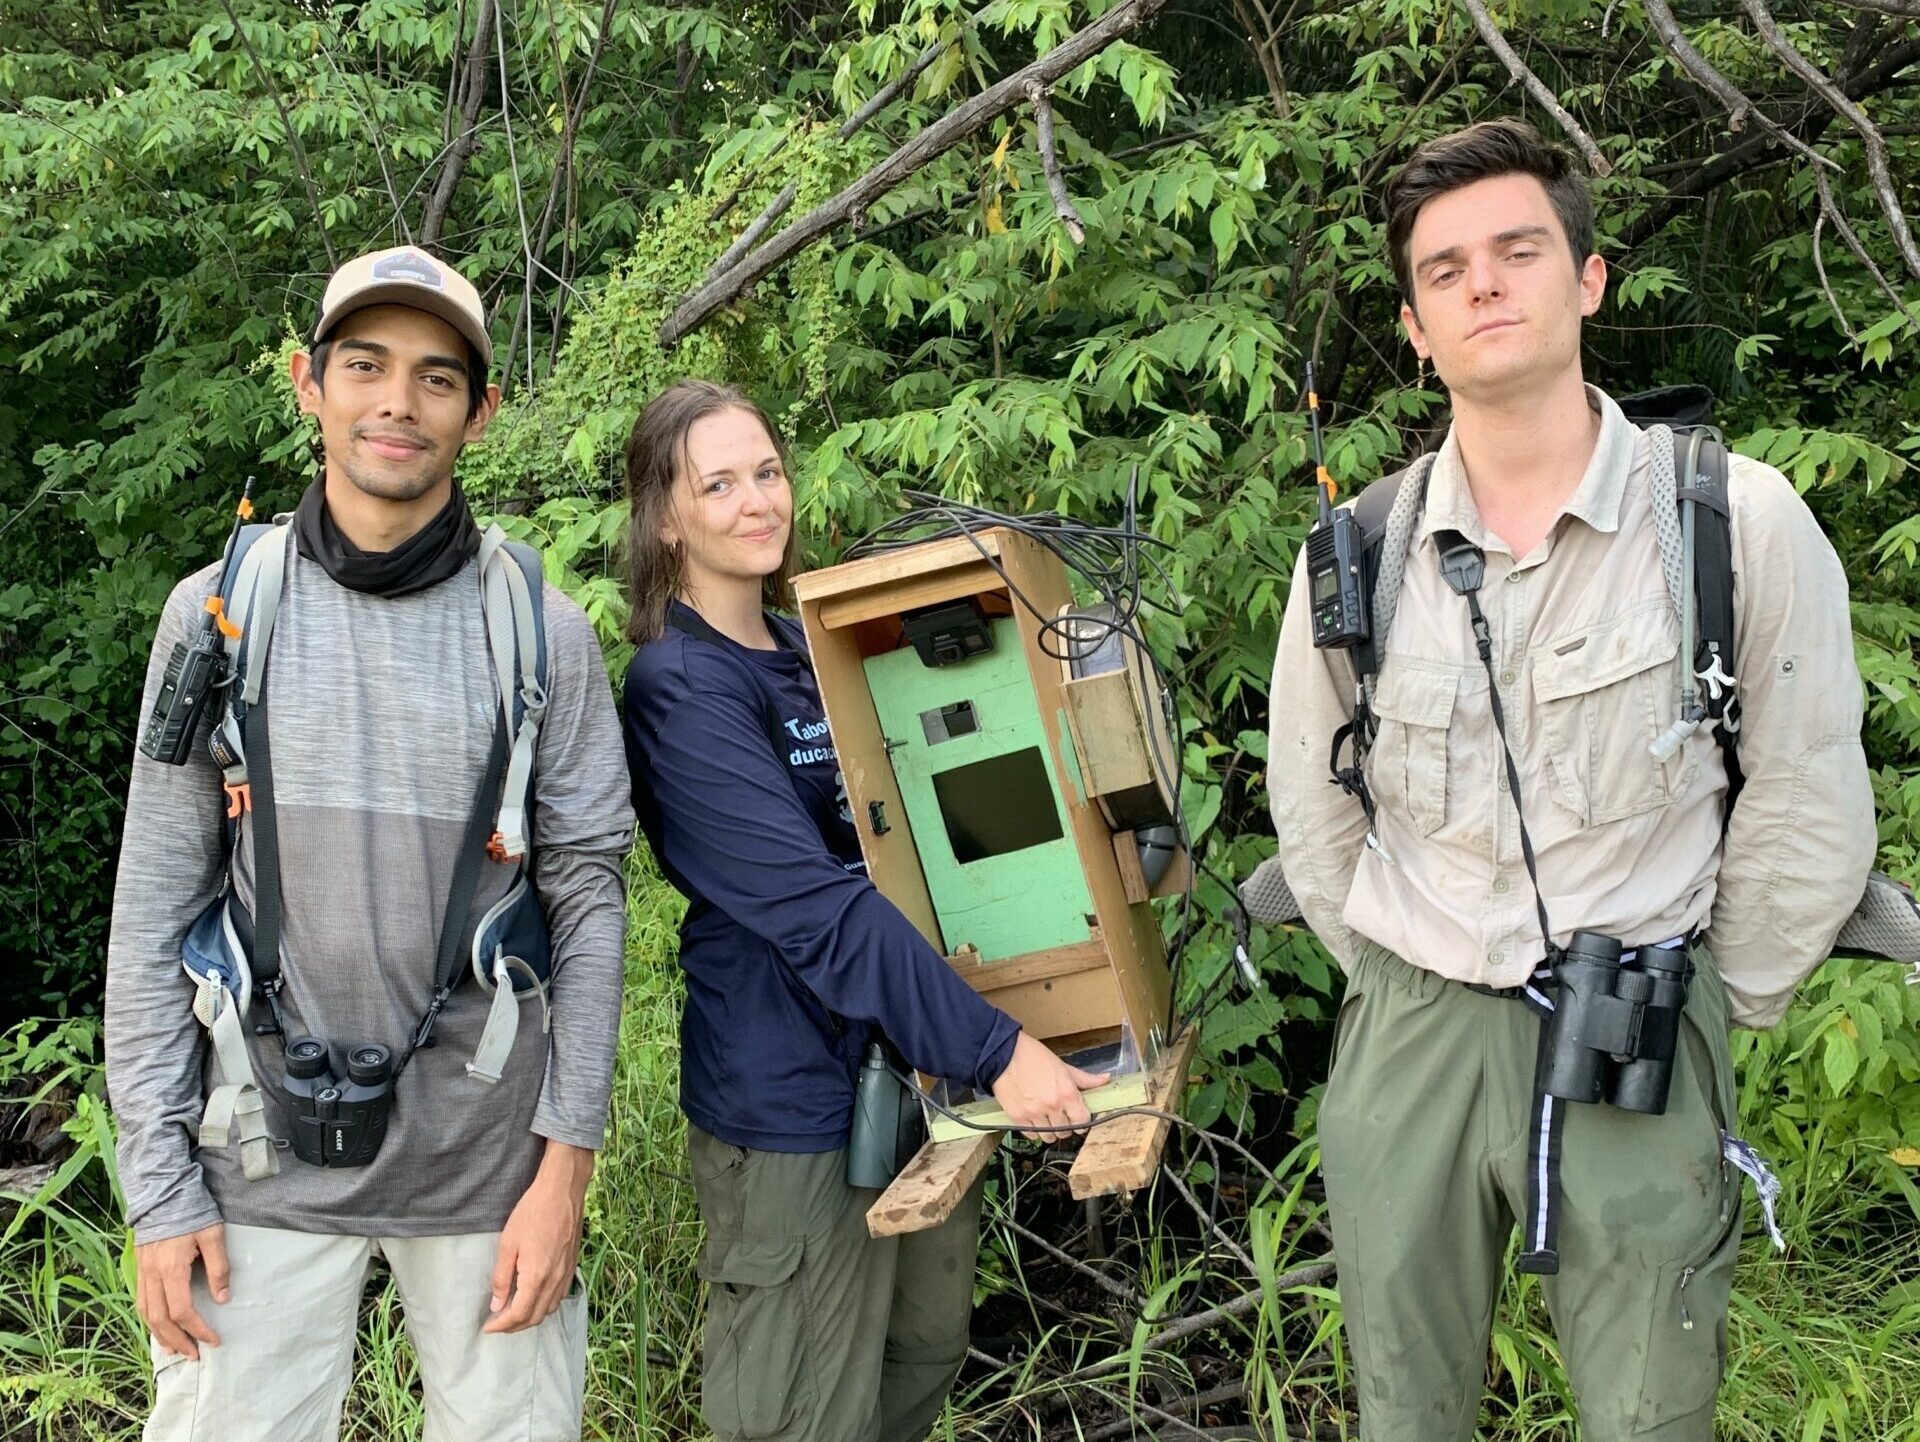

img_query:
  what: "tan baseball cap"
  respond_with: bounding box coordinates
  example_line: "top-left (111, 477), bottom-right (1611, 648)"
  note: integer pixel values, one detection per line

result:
top-left (314, 246), bottom-right (492, 369)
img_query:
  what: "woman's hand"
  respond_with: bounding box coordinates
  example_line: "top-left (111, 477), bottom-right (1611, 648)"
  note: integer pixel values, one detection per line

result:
top-left (988, 1031), bottom-right (1111, 1139)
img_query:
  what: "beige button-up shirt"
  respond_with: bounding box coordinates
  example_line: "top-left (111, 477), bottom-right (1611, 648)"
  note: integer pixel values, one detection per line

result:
top-left (1269, 386), bottom-right (1875, 1027)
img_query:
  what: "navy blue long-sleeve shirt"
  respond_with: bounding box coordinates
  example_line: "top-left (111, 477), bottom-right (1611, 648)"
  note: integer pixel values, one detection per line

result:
top-left (622, 602), bottom-right (1021, 1152)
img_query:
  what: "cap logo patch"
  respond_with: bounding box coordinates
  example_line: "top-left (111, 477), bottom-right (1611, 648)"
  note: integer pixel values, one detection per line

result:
top-left (371, 251), bottom-right (444, 288)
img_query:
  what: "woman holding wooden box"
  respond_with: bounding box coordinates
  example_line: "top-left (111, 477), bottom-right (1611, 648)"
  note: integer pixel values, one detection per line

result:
top-left (617, 379), bottom-right (1105, 1442)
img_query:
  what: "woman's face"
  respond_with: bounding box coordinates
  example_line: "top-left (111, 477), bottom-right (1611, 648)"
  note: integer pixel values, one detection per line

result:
top-left (663, 407), bottom-right (792, 595)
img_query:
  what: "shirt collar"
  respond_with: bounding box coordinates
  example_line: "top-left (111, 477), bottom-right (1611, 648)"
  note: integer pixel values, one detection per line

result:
top-left (1417, 385), bottom-right (1636, 551)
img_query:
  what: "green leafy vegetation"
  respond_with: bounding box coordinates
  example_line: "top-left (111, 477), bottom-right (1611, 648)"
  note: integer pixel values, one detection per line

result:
top-left (4, 0), bottom-right (1919, 1433)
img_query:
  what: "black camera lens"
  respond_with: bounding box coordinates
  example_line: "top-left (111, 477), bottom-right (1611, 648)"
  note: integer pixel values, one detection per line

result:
top-left (285, 1036), bottom-right (331, 1080)
top-left (347, 1044), bottom-right (393, 1087)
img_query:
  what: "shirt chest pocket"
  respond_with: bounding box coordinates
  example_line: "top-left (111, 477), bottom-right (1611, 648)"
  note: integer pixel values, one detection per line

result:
top-left (1367, 664), bottom-right (1458, 837)
top-left (1530, 605), bottom-right (1692, 826)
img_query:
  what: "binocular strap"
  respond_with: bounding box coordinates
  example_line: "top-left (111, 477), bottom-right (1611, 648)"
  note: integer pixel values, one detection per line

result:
top-left (1508, 969), bottom-right (1565, 1276)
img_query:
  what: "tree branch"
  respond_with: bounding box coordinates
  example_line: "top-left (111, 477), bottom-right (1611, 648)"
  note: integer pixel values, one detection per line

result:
top-left (421, 0), bottom-right (498, 248)
top-left (1812, 165), bottom-right (1920, 330)
top-left (663, 0), bottom-right (1171, 345)
top-left (220, 0), bottom-right (336, 267)
top-left (1027, 82), bottom-right (1087, 244)
top-left (1740, 0), bottom-right (1920, 280)
top-left (708, 0), bottom-right (1003, 244)
top-left (1638, 0), bottom-right (1841, 172)
top-left (1617, 35), bottom-right (1920, 252)
top-left (1456, 0), bottom-right (1612, 175)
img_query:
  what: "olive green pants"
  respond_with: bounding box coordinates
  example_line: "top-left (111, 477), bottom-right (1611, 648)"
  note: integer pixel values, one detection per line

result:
top-left (688, 1127), bottom-right (984, 1442)
top-left (1318, 941), bottom-right (1744, 1441)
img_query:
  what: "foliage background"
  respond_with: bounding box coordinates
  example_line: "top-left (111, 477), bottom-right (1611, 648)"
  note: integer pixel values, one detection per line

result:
top-left (3, 0), bottom-right (1918, 1435)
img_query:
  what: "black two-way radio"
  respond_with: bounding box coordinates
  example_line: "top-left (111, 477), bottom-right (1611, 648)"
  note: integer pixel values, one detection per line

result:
top-left (138, 478), bottom-right (256, 765)
top-left (1300, 365), bottom-right (1369, 651)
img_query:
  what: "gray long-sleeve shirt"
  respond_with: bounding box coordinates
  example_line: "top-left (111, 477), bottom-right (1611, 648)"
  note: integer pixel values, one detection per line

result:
top-left (105, 544), bottom-right (633, 1244)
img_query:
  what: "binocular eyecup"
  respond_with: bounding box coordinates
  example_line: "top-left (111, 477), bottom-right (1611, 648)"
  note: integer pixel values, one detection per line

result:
top-left (282, 1035), bottom-right (394, 1167)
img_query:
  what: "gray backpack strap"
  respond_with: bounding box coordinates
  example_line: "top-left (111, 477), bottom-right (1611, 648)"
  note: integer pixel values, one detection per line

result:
top-left (477, 527), bottom-right (549, 859)
top-left (1353, 454), bottom-right (1435, 700)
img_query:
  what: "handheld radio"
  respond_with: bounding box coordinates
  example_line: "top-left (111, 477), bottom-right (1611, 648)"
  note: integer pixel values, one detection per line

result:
top-left (1300, 366), bottom-right (1368, 650)
top-left (138, 478), bottom-right (256, 765)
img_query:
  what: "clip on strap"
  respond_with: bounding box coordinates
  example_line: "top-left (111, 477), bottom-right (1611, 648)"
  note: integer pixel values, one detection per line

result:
top-left (466, 952), bottom-right (550, 1085)
top-left (196, 980), bottom-right (280, 1181)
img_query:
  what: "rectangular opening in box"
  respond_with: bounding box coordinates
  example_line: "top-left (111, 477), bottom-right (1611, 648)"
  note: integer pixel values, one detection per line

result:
top-left (930, 747), bottom-right (1064, 863)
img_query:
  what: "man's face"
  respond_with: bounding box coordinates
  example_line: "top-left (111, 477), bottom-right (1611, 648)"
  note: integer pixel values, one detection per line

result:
top-left (291, 304), bottom-right (500, 503)
top-left (1400, 173), bottom-right (1606, 405)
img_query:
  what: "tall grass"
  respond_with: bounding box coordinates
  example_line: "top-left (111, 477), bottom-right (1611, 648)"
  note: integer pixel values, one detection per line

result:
top-left (3, 871), bottom-right (1918, 1439)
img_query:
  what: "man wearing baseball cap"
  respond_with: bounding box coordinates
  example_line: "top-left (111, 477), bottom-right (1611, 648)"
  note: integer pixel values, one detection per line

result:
top-left (105, 246), bottom-right (634, 1441)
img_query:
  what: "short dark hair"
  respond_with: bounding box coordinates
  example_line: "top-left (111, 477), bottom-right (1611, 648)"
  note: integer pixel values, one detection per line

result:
top-left (621, 379), bottom-right (797, 646)
top-left (1383, 118), bottom-right (1595, 308)
top-left (308, 337), bottom-right (490, 420)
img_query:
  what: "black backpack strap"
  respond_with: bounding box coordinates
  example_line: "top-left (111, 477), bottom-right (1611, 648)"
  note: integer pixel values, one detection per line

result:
top-left (1671, 426), bottom-right (1744, 808)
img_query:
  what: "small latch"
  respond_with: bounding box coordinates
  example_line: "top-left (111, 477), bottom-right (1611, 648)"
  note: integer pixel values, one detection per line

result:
top-left (868, 800), bottom-right (891, 836)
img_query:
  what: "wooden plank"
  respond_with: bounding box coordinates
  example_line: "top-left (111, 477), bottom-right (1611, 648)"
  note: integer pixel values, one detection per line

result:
top-left (817, 562), bottom-right (1006, 630)
top-left (1112, 830), bottom-right (1149, 905)
top-left (794, 596), bottom-right (945, 950)
top-left (866, 1132), bottom-right (1000, 1238)
top-left (1067, 1026), bottom-right (1198, 1200)
top-left (945, 936), bottom-right (1107, 993)
top-left (792, 530), bottom-right (1010, 603)
top-left (996, 535), bottom-right (1171, 1051)
top-left (974, 963), bottom-right (1123, 1037)
top-left (1060, 670), bottom-right (1156, 799)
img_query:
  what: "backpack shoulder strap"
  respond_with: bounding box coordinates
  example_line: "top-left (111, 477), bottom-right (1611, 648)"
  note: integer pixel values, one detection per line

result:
top-left (479, 528), bottom-right (549, 860)
top-left (1670, 425), bottom-right (1744, 806)
top-left (221, 521), bottom-right (293, 730)
top-left (1353, 462), bottom-right (1420, 685)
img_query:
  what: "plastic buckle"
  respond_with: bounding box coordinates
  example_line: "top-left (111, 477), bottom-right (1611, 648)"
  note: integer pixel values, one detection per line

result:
top-left (224, 782), bottom-right (251, 819)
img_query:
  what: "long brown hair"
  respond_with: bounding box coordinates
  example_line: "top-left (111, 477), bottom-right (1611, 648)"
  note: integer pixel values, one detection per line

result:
top-left (621, 379), bottom-right (797, 646)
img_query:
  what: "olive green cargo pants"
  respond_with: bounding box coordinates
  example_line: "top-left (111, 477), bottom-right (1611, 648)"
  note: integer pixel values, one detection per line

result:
top-left (688, 1126), bottom-right (984, 1442)
top-left (1317, 940), bottom-right (1745, 1441)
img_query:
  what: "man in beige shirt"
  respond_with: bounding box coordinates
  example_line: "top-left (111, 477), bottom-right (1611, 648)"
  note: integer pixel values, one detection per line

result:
top-left (1268, 120), bottom-right (1873, 1440)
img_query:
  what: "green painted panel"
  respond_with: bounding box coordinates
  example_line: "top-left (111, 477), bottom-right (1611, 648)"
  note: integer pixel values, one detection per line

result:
top-left (865, 618), bottom-right (1092, 961)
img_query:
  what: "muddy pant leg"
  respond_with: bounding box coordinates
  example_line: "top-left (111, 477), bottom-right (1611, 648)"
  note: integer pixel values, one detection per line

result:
top-left (1317, 945), bottom-right (1512, 1442)
top-left (690, 1128), bottom-right (899, 1442)
top-left (877, 1170), bottom-right (986, 1442)
top-left (1525, 948), bottom-right (1743, 1442)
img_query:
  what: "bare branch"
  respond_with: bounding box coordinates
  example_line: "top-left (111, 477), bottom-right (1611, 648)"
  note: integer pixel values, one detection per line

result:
top-left (421, 0), bottom-right (498, 247)
top-left (219, 0), bottom-right (336, 266)
top-left (1638, 0), bottom-right (1842, 172)
top-left (1811, 206), bottom-right (1857, 341)
top-left (1456, 0), bottom-right (1612, 175)
top-left (663, 0), bottom-right (1172, 345)
top-left (316, 19), bottom-right (413, 244)
top-left (707, 0), bottom-right (1003, 265)
top-left (494, 0), bottom-right (538, 398)
top-left (1027, 82), bottom-right (1087, 244)
top-left (1824, 0), bottom-right (1920, 16)
top-left (1812, 165), bottom-right (1920, 331)
top-left (707, 180), bottom-right (798, 280)
top-left (1741, 0), bottom-right (1920, 280)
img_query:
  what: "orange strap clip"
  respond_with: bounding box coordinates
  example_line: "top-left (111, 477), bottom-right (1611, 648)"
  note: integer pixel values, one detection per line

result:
top-left (486, 832), bottom-right (511, 864)
top-left (204, 596), bottom-right (242, 641)
top-left (224, 782), bottom-right (252, 819)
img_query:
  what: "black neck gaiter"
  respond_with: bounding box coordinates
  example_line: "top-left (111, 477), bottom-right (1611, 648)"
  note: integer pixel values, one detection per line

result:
top-left (293, 476), bottom-right (481, 598)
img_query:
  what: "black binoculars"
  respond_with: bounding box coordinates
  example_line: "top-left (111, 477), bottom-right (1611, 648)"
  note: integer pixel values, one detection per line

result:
top-left (283, 1036), bottom-right (394, 1167)
top-left (1541, 932), bottom-right (1691, 1115)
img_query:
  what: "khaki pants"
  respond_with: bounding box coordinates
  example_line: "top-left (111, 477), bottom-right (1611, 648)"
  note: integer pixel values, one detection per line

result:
top-left (688, 1126), bottom-right (984, 1442)
top-left (1318, 941), bottom-right (1744, 1441)
top-left (142, 1223), bottom-right (588, 1442)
